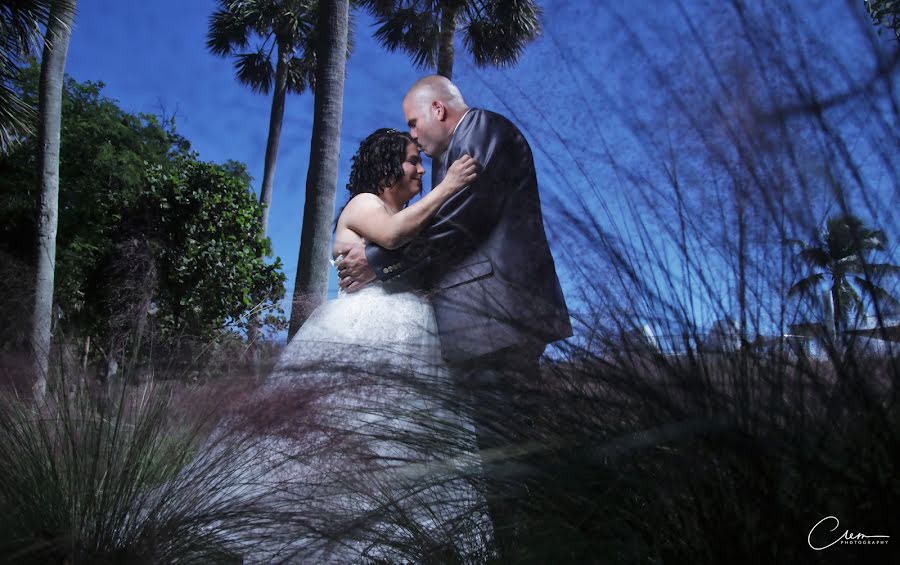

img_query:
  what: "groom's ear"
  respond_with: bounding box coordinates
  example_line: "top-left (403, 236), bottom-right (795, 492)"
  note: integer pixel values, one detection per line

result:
top-left (432, 100), bottom-right (446, 121)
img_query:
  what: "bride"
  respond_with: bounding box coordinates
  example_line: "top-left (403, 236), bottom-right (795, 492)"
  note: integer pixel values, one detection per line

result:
top-left (242, 128), bottom-right (490, 563)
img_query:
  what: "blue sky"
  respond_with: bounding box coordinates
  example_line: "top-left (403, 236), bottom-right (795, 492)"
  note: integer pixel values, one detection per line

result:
top-left (62, 0), bottom-right (899, 343)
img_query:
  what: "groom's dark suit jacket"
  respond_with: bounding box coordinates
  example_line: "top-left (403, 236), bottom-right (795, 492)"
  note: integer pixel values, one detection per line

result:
top-left (365, 109), bottom-right (572, 362)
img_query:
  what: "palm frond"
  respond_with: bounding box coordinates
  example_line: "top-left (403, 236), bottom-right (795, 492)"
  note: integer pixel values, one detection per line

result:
top-left (284, 54), bottom-right (315, 94)
top-left (782, 238), bottom-right (809, 249)
top-left (254, 0), bottom-right (288, 33)
top-left (0, 60), bottom-right (35, 153)
top-left (852, 276), bottom-right (900, 312)
top-left (234, 51), bottom-right (275, 94)
top-left (0, 0), bottom-right (60, 61)
top-left (795, 246), bottom-right (829, 269)
top-left (369, 6), bottom-right (439, 69)
top-left (787, 273), bottom-right (824, 297)
top-left (837, 279), bottom-right (865, 323)
top-left (462, 0), bottom-right (541, 68)
top-left (359, 0), bottom-right (439, 19)
top-left (0, 82), bottom-right (35, 153)
top-left (206, 7), bottom-right (251, 56)
top-left (272, 0), bottom-right (315, 45)
top-left (356, 0), bottom-right (393, 17)
top-left (861, 262), bottom-right (900, 277)
top-left (862, 228), bottom-right (888, 251)
top-left (834, 253), bottom-right (864, 273)
top-left (0, 0), bottom-right (63, 152)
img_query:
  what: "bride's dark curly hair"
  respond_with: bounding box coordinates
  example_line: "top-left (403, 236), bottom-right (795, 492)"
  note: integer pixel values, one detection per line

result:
top-left (345, 128), bottom-right (415, 198)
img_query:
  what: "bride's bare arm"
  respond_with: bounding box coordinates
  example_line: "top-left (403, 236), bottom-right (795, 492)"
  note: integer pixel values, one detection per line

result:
top-left (341, 155), bottom-right (479, 250)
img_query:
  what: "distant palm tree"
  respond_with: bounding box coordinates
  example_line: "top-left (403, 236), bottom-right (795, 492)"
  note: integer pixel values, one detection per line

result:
top-left (31, 0), bottom-right (77, 398)
top-left (288, 0), bottom-right (349, 338)
top-left (360, 0), bottom-right (542, 80)
top-left (0, 0), bottom-right (65, 153)
top-left (787, 214), bottom-right (900, 335)
top-left (207, 0), bottom-right (319, 236)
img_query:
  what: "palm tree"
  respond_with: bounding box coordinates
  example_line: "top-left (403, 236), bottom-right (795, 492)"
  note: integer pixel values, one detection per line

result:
top-left (288, 0), bottom-right (349, 338)
top-left (207, 0), bottom-right (319, 236)
top-left (0, 0), bottom-right (60, 153)
top-left (31, 0), bottom-right (77, 398)
top-left (360, 0), bottom-right (542, 80)
top-left (787, 214), bottom-right (900, 335)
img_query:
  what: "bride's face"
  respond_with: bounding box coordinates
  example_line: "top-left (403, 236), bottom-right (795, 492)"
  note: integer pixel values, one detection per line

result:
top-left (390, 142), bottom-right (426, 202)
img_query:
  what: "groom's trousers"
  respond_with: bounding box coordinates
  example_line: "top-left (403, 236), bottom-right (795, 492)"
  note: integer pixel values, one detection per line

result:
top-left (450, 341), bottom-right (547, 561)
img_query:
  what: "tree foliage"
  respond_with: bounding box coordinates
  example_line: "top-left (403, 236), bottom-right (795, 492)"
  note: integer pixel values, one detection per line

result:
top-left (866, 0), bottom-right (900, 42)
top-left (143, 159), bottom-right (286, 339)
top-left (0, 67), bottom-right (285, 351)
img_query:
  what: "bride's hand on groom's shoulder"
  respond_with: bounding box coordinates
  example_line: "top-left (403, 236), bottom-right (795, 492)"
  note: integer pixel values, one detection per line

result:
top-left (335, 241), bottom-right (376, 293)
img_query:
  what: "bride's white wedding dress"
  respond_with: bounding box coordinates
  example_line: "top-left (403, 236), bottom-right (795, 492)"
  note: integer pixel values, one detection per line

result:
top-left (239, 277), bottom-right (491, 563)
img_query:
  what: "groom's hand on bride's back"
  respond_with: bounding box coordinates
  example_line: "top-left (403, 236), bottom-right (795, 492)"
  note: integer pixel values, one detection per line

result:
top-left (335, 241), bottom-right (376, 293)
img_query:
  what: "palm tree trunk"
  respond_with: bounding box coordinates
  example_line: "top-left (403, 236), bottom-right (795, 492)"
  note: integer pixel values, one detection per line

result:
top-left (437, 2), bottom-right (458, 79)
top-left (248, 45), bottom-right (288, 360)
top-left (259, 45), bottom-right (289, 236)
top-left (31, 0), bottom-right (76, 399)
top-left (288, 0), bottom-right (349, 339)
top-left (433, 2), bottom-right (458, 189)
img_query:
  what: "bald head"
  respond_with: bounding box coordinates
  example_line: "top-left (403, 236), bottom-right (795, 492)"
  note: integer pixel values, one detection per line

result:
top-left (402, 75), bottom-right (470, 157)
top-left (405, 75), bottom-right (468, 112)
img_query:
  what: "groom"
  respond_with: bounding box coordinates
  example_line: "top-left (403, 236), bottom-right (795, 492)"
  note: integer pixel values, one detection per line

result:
top-left (335, 75), bottom-right (571, 552)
